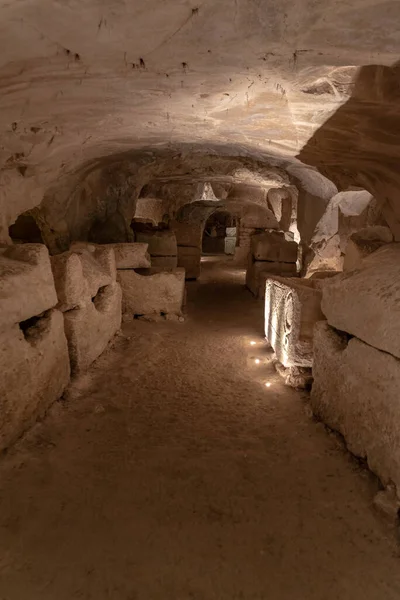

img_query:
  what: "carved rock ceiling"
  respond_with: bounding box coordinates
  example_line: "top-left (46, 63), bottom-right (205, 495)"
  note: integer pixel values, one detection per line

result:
top-left (1, 0), bottom-right (399, 232)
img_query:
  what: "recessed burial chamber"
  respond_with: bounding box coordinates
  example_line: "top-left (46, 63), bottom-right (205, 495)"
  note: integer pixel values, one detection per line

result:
top-left (51, 246), bottom-right (122, 375)
top-left (0, 244), bottom-right (70, 451)
top-left (9, 212), bottom-right (44, 244)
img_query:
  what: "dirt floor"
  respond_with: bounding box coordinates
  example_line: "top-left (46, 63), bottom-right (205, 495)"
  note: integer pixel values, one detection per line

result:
top-left (1, 257), bottom-right (400, 599)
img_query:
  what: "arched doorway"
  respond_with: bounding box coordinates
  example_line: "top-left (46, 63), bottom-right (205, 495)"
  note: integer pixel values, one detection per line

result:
top-left (202, 211), bottom-right (236, 256)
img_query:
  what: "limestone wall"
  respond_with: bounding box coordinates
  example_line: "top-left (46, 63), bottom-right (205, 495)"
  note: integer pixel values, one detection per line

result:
top-left (0, 244), bottom-right (70, 451)
top-left (311, 241), bottom-right (400, 496)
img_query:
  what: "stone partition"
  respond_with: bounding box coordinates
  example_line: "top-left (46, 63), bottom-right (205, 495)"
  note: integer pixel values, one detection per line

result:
top-left (311, 321), bottom-right (400, 492)
top-left (51, 245), bottom-right (122, 374)
top-left (136, 230), bottom-right (178, 268)
top-left (246, 231), bottom-right (298, 297)
top-left (0, 244), bottom-right (70, 451)
top-left (172, 220), bottom-right (203, 280)
top-left (177, 246), bottom-right (201, 279)
top-left (117, 268), bottom-right (185, 317)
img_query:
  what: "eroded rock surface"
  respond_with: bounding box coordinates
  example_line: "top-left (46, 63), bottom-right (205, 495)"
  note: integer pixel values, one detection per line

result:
top-left (311, 321), bottom-right (400, 492)
top-left (321, 244), bottom-right (400, 359)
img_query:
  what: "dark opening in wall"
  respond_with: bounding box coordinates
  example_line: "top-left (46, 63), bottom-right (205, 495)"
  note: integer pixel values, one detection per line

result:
top-left (92, 285), bottom-right (109, 311)
top-left (18, 311), bottom-right (50, 345)
top-left (19, 315), bottom-right (41, 337)
top-left (202, 211), bottom-right (236, 255)
top-left (9, 213), bottom-right (43, 244)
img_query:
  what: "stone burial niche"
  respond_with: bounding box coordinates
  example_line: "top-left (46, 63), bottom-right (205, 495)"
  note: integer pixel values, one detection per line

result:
top-left (0, 244), bottom-right (70, 451)
top-left (69, 242), bottom-right (186, 321)
top-left (51, 244), bottom-right (122, 375)
top-left (246, 230), bottom-right (298, 298)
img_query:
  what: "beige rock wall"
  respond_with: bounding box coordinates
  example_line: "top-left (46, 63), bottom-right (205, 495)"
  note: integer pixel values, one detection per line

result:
top-left (117, 268), bottom-right (185, 316)
top-left (51, 246), bottom-right (122, 374)
top-left (311, 321), bottom-right (400, 492)
top-left (0, 244), bottom-right (70, 451)
top-left (321, 244), bottom-right (400, 359)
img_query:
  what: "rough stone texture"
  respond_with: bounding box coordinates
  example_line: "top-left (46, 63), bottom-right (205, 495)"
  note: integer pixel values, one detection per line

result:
top-left (70, 241), bottom-right (150, 271)
top-left (172, 221), bottom-right (203, 248)
top-left (51, 248), bottom-right (115, 311)
top-left (311, 321), bottom-right (400, 492)
top-left (0, 244), bottom-right (57, 332)
top-left (267, 188), bottom-right (292, 230)
top-left (311, 192), bottom-right (377, 247)
top-left (117, 268), bottom-right (185, 316)
top-left (246, 259), bottom-right (297, 297)
top-left (321, 244), bottom-right (400, 359)
top-left (308, 271), bottom-right (342, 281)
top-left (133, 197), bottom-right (167, 226)
top-left (305, 190), bottom-right (383, 277)
top-left (64, 282), bottom-right (122, 375)
top-left (251, 231), bottom-right (298, 263)
top-left (273, 360), bottom-right (313, 389)
top-left (177, 246), bottom-right (201, 279)
top-left (151, 255), bottom-right (178, 269)
top-left (264, 277), bottom-right (324, 367)
top-left (0, 309), bottom-right (70, 451)
top-left (136, 231), bottom-right (177, 258)
top-left (51, 246), bottom-right (122, 373)
top-left (343, 226), bottom-right (393, 271)
top-left (305, 234), bottom-right (344, 276)
top-left (338, 196), bottom-right (384, 253)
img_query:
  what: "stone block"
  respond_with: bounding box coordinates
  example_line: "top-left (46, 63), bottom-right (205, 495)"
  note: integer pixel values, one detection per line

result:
top-left (172, 221), bottom-right (202, 247)
top-left (151, 255), bottom-right (178, 269)
top-left (70, 241), bottom-right (149, 270)
top-left (251, 231), bottom-right (298, 263)
top-left (305, 234), bottom-right (344, 276)
top-left (246, 259), bottom-right (297, 297)
top-left (117, 268), bottom-right (185, 316)
top-left (224, 237), bottom-right (236, 255)
top-left (321, 243), bottom-right (400, 359)
top-left (52, 248), bottom-right (115, 311)
top-left (64, 282), bottom-right (122, 374)
top-left (0, 309), bottom-right (70, 451)
top-left (0, 244), bottom-right (57, 333)
top-left (343, 226), bottom-right (393, 271)
top-left (264, 277), bottom-right (324, 367)
top-left (311, 321), bottom-right (400, 491)
top-left (136, 231), bottom-right (177, 257)
top-left (177, 246), bottom-right (201, 279)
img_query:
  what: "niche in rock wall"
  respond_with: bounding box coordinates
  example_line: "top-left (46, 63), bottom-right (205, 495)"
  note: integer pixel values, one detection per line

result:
top-left (9, 212), bottom-right (43, 244)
